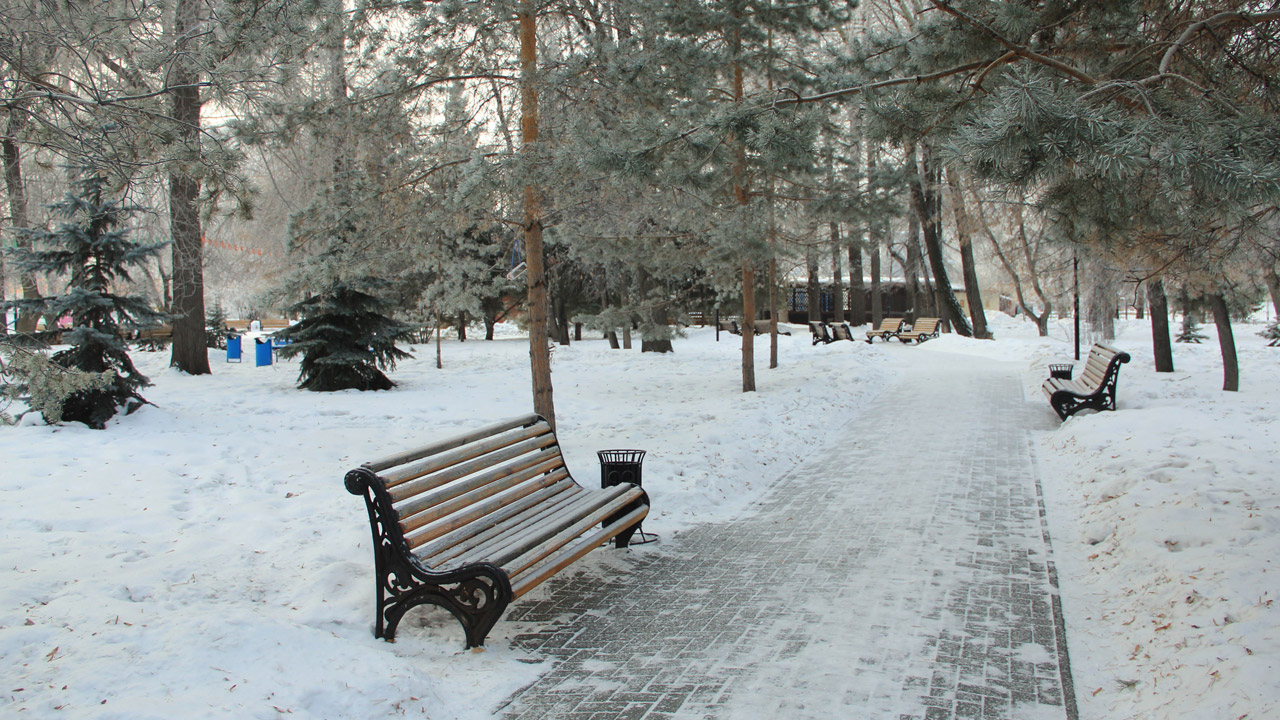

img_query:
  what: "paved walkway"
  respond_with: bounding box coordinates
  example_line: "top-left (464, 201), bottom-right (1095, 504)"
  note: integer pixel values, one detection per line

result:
top-left (498, 352), bottom-right (1076, 720)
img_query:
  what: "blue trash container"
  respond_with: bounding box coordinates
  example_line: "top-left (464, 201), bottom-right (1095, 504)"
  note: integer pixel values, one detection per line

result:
top-left (255, 337), bottom-right (272, 366)
top-left (226, 334), bottom-right (242, 363)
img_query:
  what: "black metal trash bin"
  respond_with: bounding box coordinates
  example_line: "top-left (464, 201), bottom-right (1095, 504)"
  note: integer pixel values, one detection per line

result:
top-left (1049, 363), bottom-right (1073, 380)
top-left (597, 449), bottom-right (656, 544)
top-left (598, 449), bottom-right (645, 488)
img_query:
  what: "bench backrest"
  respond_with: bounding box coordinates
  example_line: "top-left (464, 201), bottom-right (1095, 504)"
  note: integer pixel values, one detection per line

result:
top-left (1080, 343), bottom-right (1129, 391)
top-left (910, 318), bottom-right (939, 334)
top-left (350, 414), bottom-right (576, 568)
top-left (876, 318), bottom-right (902, 332)
top-left (833, 324), bottom-right (853, 341)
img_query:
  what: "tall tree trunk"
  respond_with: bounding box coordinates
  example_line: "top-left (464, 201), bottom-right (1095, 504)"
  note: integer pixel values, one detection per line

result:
top-left (830, 223), bottom-right (844, 323)
top-left (768, 258), bottom-right (779, 369)
top-left (906, 213), bottom-right (921, 322)
top-left (908, 141), bottom-right (972, 336)
top-left (1209, 292), bottom-right (1238, 391)
top-left (483, 305), bottom-right (496, 340)
top-left (806, 250), bottom-right (821, 324)
top-left (731, 27), bottom-right (754, 393)
top-left (868, 146), bottom-right (883, 325)
top-left (168, 0), bottom-right (211, 375)
top-left (553, 295), bottom-right (569, 345)
top-left (741, 264), bottom-right (756, 391)
top-left (1265, 267), bottom-right (1280, 320)
top-left (947, 170), bottom-right (990, 338)
top-left (870, 241), bottom-right (883, 325)
top-left (1149, 278), bottom-right (1174, 372)
top-left (848, 242), bottom-right (865, 325)
top-left (520, 3), bottom-right (555, 426)
top-left (638, 268), bottom-right (672, 353)
top-left (4, 109), bottom-right (43, 335)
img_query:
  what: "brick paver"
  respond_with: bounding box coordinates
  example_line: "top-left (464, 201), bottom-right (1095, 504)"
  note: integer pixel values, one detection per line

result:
top-left (497, 352), bottom-right (1076, 719)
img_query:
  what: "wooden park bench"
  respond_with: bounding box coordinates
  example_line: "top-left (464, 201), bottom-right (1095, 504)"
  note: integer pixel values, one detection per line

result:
top-left (1041, 343), bottom-right (1131, 420)
top-left (344, 413), bottom-right (650, 648)
top-left (831, 323), bottom-right (855, 342)
top-left (132, 324), bottom-right (173, 350)
top-left (896, 317), bottom-right (941, 344)
top-left (865, 318), bottom-right (903, 343)
top-left (809, 321), bottom-right (833, 345)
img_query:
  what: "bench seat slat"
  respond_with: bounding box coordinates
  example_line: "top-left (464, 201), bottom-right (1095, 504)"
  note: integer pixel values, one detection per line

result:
top-left (510, 506), bottom-right (649, 599)
top-left (401, 462), bottom-right (569, 541)
top-left (434, 485), bottom-right (590, 565)
top-left (409, 479), bottom-right (575, 559)
top-left (442, 485), bottom-right (631, 570)
top-left (500, 487), bottom-right (646, 577)
top-left (420, 482), bottom-right (583, 566)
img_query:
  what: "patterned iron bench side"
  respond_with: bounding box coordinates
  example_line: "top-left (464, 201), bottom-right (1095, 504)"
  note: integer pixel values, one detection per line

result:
top-left (1041, 344), bottom-right (1131, 420)
top-left (345, 413), bottom-right (649, 647)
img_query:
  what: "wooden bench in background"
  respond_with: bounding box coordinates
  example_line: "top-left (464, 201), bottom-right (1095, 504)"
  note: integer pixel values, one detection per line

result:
top-left (809, 321), bottom-right (833, 344)
top-left (344, 413), bottom-right (650, 648)
top-left (831, 323), bottom-right (855, 342)
top-left (1041, 343), bottom-right (1131, 420)
top-left (897, 317), bottom-right (941, 344)
top-left (865, 318), bottom-right (903, 343)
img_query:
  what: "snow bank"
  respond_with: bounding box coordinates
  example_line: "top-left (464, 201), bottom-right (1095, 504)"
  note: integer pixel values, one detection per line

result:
top-left (1030, 317), bottom-right (1280, 720)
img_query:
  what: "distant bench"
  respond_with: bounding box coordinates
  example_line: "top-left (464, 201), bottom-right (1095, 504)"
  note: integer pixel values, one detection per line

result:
top-left (1042, 343), bottom-right (1130, 420)
top-left (344, 414), bottom-right (650, 648)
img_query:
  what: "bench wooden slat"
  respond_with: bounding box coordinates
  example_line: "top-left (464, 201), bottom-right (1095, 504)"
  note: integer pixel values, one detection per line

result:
top-left (422, 483), bottom-right (584, 566)
top-left (395, 446), bottom-right (561, 521)
top-left (510, 506), bottom-right (649, 599)
top-left (443, 486), bottom-right (622, 569)
top-left (399, 455), bottom-right (567, 536)
top-left (502, 487), bottom-right (646, 578)
top-left (365, 413), bottom-right (543, 474)
top-left (409, 479), bottom-right (575, 557)
top-left (388, 432), bottom-right (557, 500)
top-left (383, 422), bottom-right (552, 489)
top-left (429, 484), bottom-right (591, 567)
top-left (480, 484), bottom-right (637, 571)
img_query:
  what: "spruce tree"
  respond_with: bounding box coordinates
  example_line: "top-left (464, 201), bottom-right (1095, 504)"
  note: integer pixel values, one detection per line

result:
top-left (1176, 314), bottom-right (1207, 344)
top-left (2, 172), bottom-right (167, 428)
top-left (273, 278), bottom-right (412, 392)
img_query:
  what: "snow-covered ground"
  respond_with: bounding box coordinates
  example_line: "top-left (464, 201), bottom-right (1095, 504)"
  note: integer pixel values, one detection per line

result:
top-left (1, 313), bottom-right (1276, 719)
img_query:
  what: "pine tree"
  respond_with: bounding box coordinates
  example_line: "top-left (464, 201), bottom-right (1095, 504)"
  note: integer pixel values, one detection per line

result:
top-left (2, 171), bottom-right (167, 428)
top-left (273, 278), bottom-right (412, 391)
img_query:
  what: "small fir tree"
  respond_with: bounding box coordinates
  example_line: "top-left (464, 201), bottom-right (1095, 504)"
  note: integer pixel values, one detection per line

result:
top-left (272, 279), bottom-right (412, 391)
top-left (1259, 321), bottom-right (1280, 347)
top-left (2, 172), bottom-right (167, 427)
top-left (205, 300), bottom-right (229, 349)
top-left (1176, 314), bottom-right (1208, 344)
